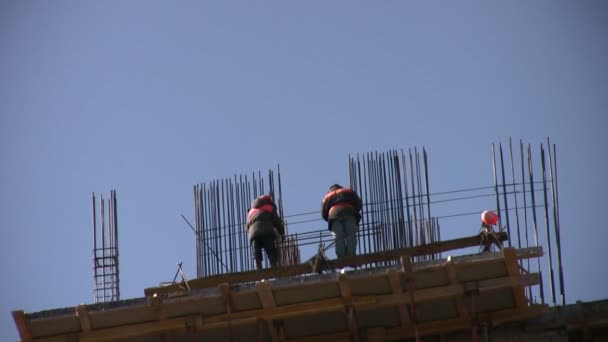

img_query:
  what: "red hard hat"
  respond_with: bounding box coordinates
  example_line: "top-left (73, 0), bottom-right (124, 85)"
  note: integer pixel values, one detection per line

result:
top-left (481, 210), bottom-right (498, 225)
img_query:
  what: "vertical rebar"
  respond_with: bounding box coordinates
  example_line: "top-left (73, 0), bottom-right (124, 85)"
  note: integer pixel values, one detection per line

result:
top-left (203, 183), bottom-right (210, 276)
top-left (101, 194), bottom-right (106, 301)
top-left (372, 151), bottom-right (381, 255)
top-left (357, 155), bottom-right (367, 255)
top-left (499, 143), bottom-right (512, 247)
top-left (220, 180), bottom-right (226, 273)
top-left (520, 141), bottom-right (532, 301)
top-left (92, 193), bottom-right (97, 302)
top-left (528, 144), bottom-right (544, 304)
top-left (194, 186), bottom-right (200, 276)
top-left (112, 190), bottom-right (119, 301)
top-left (214, 182), bottom-right (221, 275)
top-left (409, 149), bottom-right (419, 249)
top-left (415, 148), bottom-right (425, 250)
top-left (423, 147), bottom-right (433, 257)
top-left (383, 152), bottom-right (395, 252)
top-left (230, 179), bottom-right (236, 272)
top-left (362, 154), bottom-right (371, 256)
top-left (491, 144), bottom-right (503, 233)
top-left (246, 175), bottom-right (252, 270)
top-left (508, 138), bottom-right (522, 249)
top-left (540, 144), bottom-right (556, 305)
top-left (393, 151), bottom-right (404, 249)
top-left (259, 170), bottom-right (264, 196)
top-left (277, 165), bottom-right (285, 222)
top-left (549, 141), bottom-right (565, 305)
top-left (237, 176), bottom-right (244, 272)
top-left (402, 149), bottom-right (412, 248)
top-left (367, 153), bottom-right (376, 256)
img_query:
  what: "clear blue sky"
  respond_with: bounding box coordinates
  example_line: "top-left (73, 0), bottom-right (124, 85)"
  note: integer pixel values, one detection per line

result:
top-left (1, 1), bottom-right (607, 340)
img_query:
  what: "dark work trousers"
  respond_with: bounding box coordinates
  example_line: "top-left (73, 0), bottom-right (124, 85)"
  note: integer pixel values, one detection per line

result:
top-left (330, 215), bottom-right (358, 258)
top-left (252, 233), bottom-right (278, 269)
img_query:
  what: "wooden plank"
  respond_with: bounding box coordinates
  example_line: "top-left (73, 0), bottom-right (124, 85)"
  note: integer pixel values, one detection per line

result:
top-left (480, 273), bottom-right (539, 291)
top-left (76, 318), bottom-right (183, 341)
top-left (387, 270), bottom-right (409, 328)
top-left (271, 305), bottom-right (549, 342)
top-left (374, 273), bottom-right (540, 308)
top-left (68, 273), bottom-right (539, 342)
top-left (146, 244), bottom-right (536, 305)
top-left (148, 296), bottom-right (176, 342)
top-left (145, 232), bottom-right (508, 296)
top-left (331, 232), bottom-right (508, 271)
top-left (37, 269), bottom-right (539, 342)
top-left (503, 248), bottom-right (527, 308)
top-left (346, 305), bottom-right (360, 342)
top-left (415, 246), bottom-right (543, 271)
top-left (400, 256), bottom-right (414, 306)
top-left (184, 322), bottom-right (197, 342)
top-left (205, 297), bottom-right (376, 324)
top-left (400, 255), bottom-right (412, 276)
top-left (218, 283), bottom-right (235, 340)
top-left (256, 281), bottom-right (276, 308)
top-left (382, 304), bottom-right (549, 341)
top-left (148, 296), bottom-right (167, 320)
top-left (445, 259), bottom-right (469, 319)
top-left (144, 263), bottom-right (309, 297)
top-left (12, 310), bottom-right (32, 342)
top-left (576, 300), bottom-right (590, 339)
top-left (75, 305), bottom-right (92, 332)
top-left (489, 304), bottom-right (549, 325)
top-left (515, 246), bottom-right (544, 259)
top-left (69, 298), bottom-right (369, 341)
top-left (400, 255), bottom-right (418, 330)
top-left (390, 317), bottom-right (471, 340)
top-left (218, 283), bottom-right (234, 313)
top-left (256, 281), bottom-right (280, 342)
top-left (198, 275), bottom-right (538, 337)
top-left (338, 273), bottom-right (352, 302)
top-left (338, 275), bottom-right (359, 342)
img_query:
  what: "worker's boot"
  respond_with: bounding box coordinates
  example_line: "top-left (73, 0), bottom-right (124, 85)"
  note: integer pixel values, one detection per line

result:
top-left (255, 259), bottom-right (263, 270)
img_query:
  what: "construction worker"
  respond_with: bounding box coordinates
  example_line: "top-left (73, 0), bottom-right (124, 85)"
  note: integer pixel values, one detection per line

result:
top-left (321, 184), bottom-right (363, 258)
top-left (246, 195), bottom-right (285, 270)
top-left (480, 210), bottom-right (502, 252)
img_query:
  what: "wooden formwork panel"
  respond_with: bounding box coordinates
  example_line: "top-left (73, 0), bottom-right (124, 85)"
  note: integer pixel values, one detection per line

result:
top-left (17, 246), bottom-right (546, 342)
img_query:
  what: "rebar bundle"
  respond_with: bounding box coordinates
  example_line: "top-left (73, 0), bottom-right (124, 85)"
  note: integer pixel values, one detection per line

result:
top-left (348, 148), bottom-right (441, 263)
top-left (490, 139), bottom-right (564, 306)
top-left (92, 190), bottom-right (120, 303)
top-left (189, 139), bottom-right (564, 308)
top-left (193, 167), bottom-right (301, 278)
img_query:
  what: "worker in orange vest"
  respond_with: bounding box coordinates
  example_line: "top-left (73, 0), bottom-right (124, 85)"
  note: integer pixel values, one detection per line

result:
top-left (247, 195), bottom-right (285, 270)
top-left (321, 184), bottom-right (363, 258)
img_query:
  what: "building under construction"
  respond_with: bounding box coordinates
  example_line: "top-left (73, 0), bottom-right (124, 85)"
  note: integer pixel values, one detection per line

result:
top-left (11, 140), bottom-right (608, 341)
